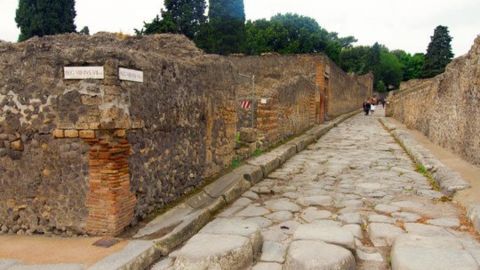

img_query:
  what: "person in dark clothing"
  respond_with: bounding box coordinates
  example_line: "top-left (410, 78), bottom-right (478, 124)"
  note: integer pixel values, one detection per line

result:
top-left (381, 99), bottom-right (386, 108)
top-left (363, 100), bottom-right (371, 115)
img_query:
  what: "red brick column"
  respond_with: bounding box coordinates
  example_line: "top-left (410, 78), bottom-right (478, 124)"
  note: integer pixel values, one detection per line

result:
top-left (257, 101), bottom-right (280, 146)
top-left (83, 130), bottom-right (136, 236)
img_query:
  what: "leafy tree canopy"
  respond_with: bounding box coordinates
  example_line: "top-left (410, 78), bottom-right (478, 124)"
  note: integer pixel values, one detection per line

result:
top-left (15, 0), bottom-right (76, 42)
top-left (422, 25), bottom-right (453, 78)
top-left (135, 0), bottom-right (206, 40)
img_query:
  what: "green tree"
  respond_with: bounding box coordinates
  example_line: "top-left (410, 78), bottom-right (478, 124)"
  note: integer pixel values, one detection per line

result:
top-left (79, 26), bottom-right (89, 35)
top-left (339, 46), bottom-right (371, 74)
top-left (15, 0), bottom-right (77, 41)
top-left (378, 51), bottom-right (403, 89)
top-left (391, 50), bottom-right (425, 81)
top-left (422, 25), bottom-right (454, 78)
top-left (202, 0), bottom-right (246, 54)
top-left (135, 0), bottom-right (206, 40)
top-left (243, 13), bottom-right (354, 62)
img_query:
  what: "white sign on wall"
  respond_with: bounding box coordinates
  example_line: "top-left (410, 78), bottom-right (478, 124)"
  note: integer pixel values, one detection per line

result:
top-left (119, 68), bottom-right (143, 83)
top-left (260, 98), bottom-right (268, 104)
top-left (64, 66), bottom-right (104, 79)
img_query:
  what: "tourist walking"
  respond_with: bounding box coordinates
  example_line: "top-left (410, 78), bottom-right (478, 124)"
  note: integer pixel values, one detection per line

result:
top-left (363, 100), bottom-right (371, 115)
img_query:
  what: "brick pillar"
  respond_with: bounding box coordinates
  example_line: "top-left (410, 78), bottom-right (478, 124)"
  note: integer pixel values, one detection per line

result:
top-left (257, 100), bottom-right (279, 145)
top-left (84, 130), bottom-right (136, 236)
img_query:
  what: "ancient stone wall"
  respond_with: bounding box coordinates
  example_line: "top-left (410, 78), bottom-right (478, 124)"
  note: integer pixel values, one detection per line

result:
top-left (326, 58), bottom-right (374, 118)
top-left (229, 55), bottom-right (372, 148)
top-left (388, 36), bottom-right (480, 165)
top-left (0, 33), bottom-right (236, 235)
top-left (0, 33), bottom-right (372, 236)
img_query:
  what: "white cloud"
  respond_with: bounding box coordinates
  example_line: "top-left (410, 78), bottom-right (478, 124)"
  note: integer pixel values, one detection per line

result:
top-left (0, 0), bottom-right (479, 56)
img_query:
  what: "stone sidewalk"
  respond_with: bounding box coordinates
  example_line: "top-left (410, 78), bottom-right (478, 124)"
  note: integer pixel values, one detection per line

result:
top-left (152, 109), bottom-right (480, 270)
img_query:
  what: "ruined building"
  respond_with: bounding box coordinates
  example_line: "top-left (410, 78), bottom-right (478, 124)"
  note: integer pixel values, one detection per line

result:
top-left (0, 33), bottom-right (372, 236)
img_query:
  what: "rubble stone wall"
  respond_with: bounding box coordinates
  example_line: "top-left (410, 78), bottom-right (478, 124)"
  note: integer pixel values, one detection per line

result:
top-left (0, 33), bottom-right (236, 235)
top-left (327, 59), bottom-right (374, 118)
top-left (0, 33), bottom-right (372, 236)
top-left (387, 36), bottom-right (480, 165)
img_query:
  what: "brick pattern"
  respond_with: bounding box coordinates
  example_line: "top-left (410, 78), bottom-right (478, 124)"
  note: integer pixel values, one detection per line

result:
top-left (257, 101), bottom-right (280, 146)
top-left (83, 130), bottom-right (136, 236)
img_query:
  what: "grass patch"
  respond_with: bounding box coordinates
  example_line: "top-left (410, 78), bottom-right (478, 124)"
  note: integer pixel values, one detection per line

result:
top-left (231, 158), bottom-right (241, 169)
top-left (253, 148), bottom-right (263, 157)
top-left (378, 119), bottom-right (442, 193)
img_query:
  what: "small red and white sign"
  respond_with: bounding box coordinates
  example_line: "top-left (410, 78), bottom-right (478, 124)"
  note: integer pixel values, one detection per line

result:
top-left (240, 100), bottom-right (251, 109)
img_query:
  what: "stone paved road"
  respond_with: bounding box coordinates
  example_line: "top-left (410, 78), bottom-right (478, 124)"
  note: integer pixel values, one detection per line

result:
top-left (153, 110), bottom-right (480, 270)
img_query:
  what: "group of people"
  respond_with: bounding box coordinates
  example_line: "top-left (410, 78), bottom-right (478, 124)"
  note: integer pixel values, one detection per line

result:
top-left (363, 97), bottom-right (386, 116)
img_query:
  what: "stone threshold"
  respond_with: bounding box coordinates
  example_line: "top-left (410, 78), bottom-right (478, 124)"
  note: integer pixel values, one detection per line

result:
top-left (85, 109), bottom-right (360, 270)
top-left (378, 117), bottom-right (480, 237)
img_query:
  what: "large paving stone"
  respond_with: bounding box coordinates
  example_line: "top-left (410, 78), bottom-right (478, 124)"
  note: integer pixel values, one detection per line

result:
top-left (266, 211), bottom-right (294, 222)
top-left (284, 240), bottom-right (355, 270)
top-left (293, 224), bottom-right (355, 250)
top-left (297, 195), bottom-right (333, 207)
top-left (427, 217), bottom-right (460, 228)
top-left (199, 218), bottom-right (262, 256)
top-left (404, 223), bottom-right (450, 237)
top-left (236, 206), bottom-right (270, 217)
top-left (264, 199), bottom-right (301, 212)
top-left (368, 223), bottom-right (404, 247)
top-left (300, 208), bottom-right (332, 223)
top-left (173, 234), bottom-right (253, 270)
top-left (391, 234), bottom-right (478, 270)
top-left (338, 212), bottom-right (362, 224)
top-left (252, 262), bottom-right (283, 270)
top-left (260, 241), bottom-right (287, 263)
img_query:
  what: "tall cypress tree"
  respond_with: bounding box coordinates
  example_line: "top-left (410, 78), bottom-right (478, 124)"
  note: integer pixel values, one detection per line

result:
top-left (136, 0), bottom-right (206, 40)
top-left (422, 25), bottom-right (454, 78)
top-left (15, 0), bottom-right (77, 42)
top-left (203, 0), bottom-right (246, 55)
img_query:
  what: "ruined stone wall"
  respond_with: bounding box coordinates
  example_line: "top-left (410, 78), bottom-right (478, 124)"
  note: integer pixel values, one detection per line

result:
top-left (229, 55), bottom-right (320, 148)
top-left (388, 36), bottom-right (480, 165)
top-left (0, 33), bottom-right (373, 236)
top-left (0, 33), bottom-right (236, 235)
top-left (326, 59), bottom-right (373, 118)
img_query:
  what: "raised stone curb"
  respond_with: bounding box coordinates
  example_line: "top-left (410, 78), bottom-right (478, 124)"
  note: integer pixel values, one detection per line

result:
top-left (127, 110), bottom-right (361, 268)
top-left (379, 117), bottom-right (470, 196)
top-left (89, 240), bottom-right (159, 270)
top-left (379, 117), bottom-right (480, 237)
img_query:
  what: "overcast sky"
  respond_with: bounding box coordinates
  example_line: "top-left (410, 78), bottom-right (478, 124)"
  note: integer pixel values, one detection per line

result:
top-left (1, 0), bottom-right (479, 56)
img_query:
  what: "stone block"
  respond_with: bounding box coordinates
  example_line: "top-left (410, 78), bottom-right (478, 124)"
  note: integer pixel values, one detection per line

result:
top-left (64, 130), bottom-right (79, 138)
top-left (247, 154), bottom-right (281, 176)
top-left (52, 129), bottom-right (64, 138)
top-left (203, 171), bottom-right (244, 198)
top-left (10, 140), bottom-right (23, 151)
top-left (79, 130), bottom-right (95, 139)
top-left (89, 240), bottom-right (160, 270)
top-left (239, 128), bottom-right (257, 143)
top-left (234, 164), bottom-right (263, 184)
top-left (154, 208), bottom-right (212, 255)
top-left (284, 240), bottom-right (355, 270)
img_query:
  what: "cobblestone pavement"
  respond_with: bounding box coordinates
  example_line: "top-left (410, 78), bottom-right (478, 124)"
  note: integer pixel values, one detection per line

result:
top-left (153, 110), bottom-right (480, 270)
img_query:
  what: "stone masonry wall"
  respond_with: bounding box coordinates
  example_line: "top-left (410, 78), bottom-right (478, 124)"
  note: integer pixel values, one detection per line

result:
top-left (0, 33), bottom-right (372, 236)
top-left (0, 33), bottom-right (236, 235)
top-left (388, 36), bottom-right (480, 165)
top-left (326, 58), bottom-right (374, 118)
top-left (229, 54), bottom-right (372, 148)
